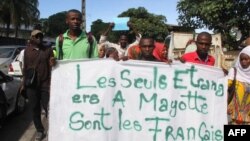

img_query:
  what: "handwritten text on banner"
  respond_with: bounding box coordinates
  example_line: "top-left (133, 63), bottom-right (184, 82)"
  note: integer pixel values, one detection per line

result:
top-left (49, 60), bottom-right (227, 141)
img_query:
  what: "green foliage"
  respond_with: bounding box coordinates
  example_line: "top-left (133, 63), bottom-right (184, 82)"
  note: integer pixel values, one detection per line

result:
top-left (90, 19), bottom-right (125, 43)
top-left (41, 11), bottom-right (68, 38)
top-left (90, 19), bottom-right (109, 41)
top-left (177, 0), bottom-right (250, 50)
top-left (39, 18), bottom-right (49, 33)
top-left (119, 7), bottom-right (169, 42)
top-left (91, 7), bottom-right (169, 43)
top-left (0, 0), bottom-right (39, 37)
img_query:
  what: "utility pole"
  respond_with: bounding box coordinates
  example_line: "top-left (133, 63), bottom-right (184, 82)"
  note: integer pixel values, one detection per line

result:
top-left (81, 0), bottom-right (86, 31)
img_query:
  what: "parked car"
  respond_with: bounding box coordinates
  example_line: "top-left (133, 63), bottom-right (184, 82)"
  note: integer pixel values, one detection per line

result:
top-left (0, 70), bottom-right (26, 127)
top-left (0, 45), bottom-right (26, 127)
top-left (0, 45), bottom-right (26, 75)
top-left (8, 50), bottom-right (24, 77)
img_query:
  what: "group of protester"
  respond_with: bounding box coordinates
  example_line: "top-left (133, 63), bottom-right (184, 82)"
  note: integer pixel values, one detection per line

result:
top-left (19, 9), bottom-right (250, 140)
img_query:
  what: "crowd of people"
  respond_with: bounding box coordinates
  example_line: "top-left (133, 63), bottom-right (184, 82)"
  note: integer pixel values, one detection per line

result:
top-left (18, 9), bottom-right (250, 140)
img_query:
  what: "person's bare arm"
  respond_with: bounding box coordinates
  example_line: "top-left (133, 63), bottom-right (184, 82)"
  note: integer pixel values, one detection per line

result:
top-left (99, 23), bottom-right (114, 44)
top-left (102, 22), bottom-right (114, 36)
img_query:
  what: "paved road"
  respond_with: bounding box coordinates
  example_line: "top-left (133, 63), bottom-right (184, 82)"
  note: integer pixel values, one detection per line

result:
top-left (0, 101), bottom-right (47, 141)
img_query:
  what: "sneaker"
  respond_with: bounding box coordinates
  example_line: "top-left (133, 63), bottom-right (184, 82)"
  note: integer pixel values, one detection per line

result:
top-left (35, 131), bottom-right (46, 141)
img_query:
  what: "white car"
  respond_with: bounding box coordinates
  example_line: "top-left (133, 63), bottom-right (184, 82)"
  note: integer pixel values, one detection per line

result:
top-left (0, 45), bottom-right (25, 76)
top-left (8, 50), bottom-right (24, 77)
top-left (0, 70), bottom-right (26, 127)
top-left (0, 45), bottom-right (26, 127)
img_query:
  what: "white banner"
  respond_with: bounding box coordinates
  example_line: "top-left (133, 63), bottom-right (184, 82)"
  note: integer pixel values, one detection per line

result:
top-left (49, 59), bottom-right (227, 141)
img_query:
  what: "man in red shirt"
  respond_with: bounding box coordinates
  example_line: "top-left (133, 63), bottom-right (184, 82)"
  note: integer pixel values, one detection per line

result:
top-left (180, 32), bottom-right (215, 66)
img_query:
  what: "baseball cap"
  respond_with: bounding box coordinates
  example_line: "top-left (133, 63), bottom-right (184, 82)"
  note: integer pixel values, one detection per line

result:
top-left (31, 30), bottom-right (43, 37)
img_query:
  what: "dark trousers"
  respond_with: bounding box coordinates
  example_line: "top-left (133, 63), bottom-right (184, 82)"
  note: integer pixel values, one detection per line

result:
top-left (26, 85), bottom-right (49, 132)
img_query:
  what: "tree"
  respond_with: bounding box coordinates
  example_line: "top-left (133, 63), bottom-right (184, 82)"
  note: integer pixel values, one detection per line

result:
top-left (39, 18), bottom-right (49, 33)
top-left (90, 19), bottom-right (120, 42)
top-left (177, 0), bottom-right (250, 50)
top-left (43, 11), bottom-right (68, 37)
top-left (91, 7), bottom-right (169, 43)
top-left (0, 0), bottom-right (39, 37)
top-left (91, 19), bottom-right (109, 41)
top-left (118, 7), bottom-right (169, 42)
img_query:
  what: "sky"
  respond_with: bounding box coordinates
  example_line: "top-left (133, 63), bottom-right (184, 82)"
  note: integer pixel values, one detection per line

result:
top-left (39, 0), bottom-right (179, 32)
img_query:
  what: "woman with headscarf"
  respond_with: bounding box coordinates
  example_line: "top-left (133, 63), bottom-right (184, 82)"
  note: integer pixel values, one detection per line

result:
top-left (152, 42), bottom-right (169, 62)
top-left (227, 46), bottom-right (250, 125)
